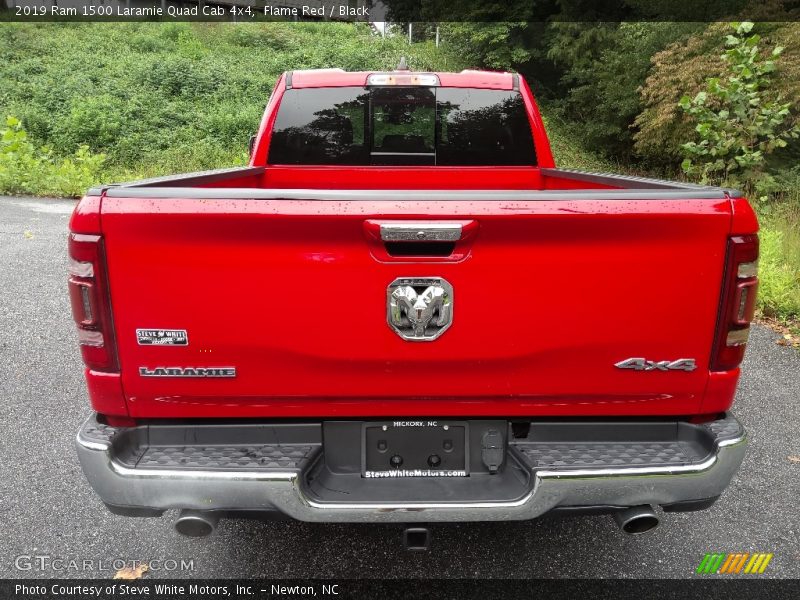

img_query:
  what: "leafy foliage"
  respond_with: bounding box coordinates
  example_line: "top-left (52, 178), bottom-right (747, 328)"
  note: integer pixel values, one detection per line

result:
top-left (440, 23), bottom-right (535, 70)
top-left (678, 22), bottom-right (799, 186)
top-left (0, 116), bottom-right (105, 197)
top-left (540, 112), bottom-right (616, 172)
top-left (541, 22), bottom-right (702, 159)
top-left (635, 21), bottom-right (800, 164)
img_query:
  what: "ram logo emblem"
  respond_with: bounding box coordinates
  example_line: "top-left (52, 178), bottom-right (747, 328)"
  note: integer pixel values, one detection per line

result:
top-left (387, 277), bottom-right (453, 341)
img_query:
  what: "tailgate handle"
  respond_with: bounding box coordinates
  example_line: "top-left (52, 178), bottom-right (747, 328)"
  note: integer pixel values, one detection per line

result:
top-left (364, 220), bottom-right (478, 261)
top-left (379, 222), bottom-right (463, 242)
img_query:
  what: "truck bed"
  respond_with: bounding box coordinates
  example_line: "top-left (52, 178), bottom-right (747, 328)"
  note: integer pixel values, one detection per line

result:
top-left (90, 165), bottom-right (733, 197)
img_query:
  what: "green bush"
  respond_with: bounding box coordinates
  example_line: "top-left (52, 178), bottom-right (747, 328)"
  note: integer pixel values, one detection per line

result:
top-left (0, 116), bottom-right (106, 197)
top-left (542, 22), bottom-right (703, 160)
top-left (679, 22), bottom-right (799, 187)
top-left (635, 22), bottom-right (800, 165)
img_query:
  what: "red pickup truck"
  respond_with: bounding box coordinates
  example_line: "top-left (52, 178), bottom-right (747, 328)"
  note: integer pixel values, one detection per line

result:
top-left (71, 66), bottom-right (756, 546)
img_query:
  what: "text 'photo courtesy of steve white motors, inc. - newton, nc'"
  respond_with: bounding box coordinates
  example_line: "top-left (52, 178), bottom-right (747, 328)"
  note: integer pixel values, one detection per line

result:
top-left (13, 2), bottom-right (372, 19)
top-left (14, 583), bottom-right (338, 597)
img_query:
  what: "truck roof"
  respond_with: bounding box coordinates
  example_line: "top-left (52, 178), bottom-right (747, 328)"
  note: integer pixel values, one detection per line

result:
top-left (287, 68), bottom-right (517, 90)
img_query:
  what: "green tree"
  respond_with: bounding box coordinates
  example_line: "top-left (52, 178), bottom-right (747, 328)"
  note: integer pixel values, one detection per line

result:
top-left (679, 22), bottom-right (799, 186)
top-left (544, 22), bottom-right (701, 158)
top-left (440, 23), bottom-right (535, 70)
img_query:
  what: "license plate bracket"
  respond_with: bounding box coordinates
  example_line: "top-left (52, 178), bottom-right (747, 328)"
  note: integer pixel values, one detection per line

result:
top-left (362, 421), bottom-right (469, 477)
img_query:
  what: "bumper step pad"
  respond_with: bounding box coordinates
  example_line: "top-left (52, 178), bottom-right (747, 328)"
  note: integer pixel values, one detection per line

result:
top-left (76, 413), bottom-right (746, 522)
top-left (136, 444), bottom-right (318, 470)
top-left (510, 414), bottom-right (742, 470)
top-left (81, 419), bottom-right (322, 473)
top-left (514, 441), bottom-right (704, 469)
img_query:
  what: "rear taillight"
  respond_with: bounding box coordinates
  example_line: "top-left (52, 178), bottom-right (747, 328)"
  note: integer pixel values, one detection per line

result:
top-left (68, 233), bottom-right (119, 372)
top-left (710, 234), bottom-right (759, 371)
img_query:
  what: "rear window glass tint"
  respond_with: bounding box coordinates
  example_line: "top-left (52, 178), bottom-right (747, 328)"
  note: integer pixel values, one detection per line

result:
top-left (268, 87), bottom-right (368, 165)
top-left (268, 86), bottom-right (536, 166)
top-left (436, 89), bottom-right (536, 166)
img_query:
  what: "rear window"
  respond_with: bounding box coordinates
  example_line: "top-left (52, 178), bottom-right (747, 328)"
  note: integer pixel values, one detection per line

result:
top-left (268, 86), bottom-right (536, 166)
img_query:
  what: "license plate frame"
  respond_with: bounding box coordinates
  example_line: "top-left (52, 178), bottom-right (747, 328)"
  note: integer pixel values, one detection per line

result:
top-left (361, 420), bottom-right (469, 478)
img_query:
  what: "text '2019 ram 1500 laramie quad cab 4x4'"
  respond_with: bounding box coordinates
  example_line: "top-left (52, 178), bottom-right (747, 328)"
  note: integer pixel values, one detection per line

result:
top-left (71, 66), bottom-right (757, 544)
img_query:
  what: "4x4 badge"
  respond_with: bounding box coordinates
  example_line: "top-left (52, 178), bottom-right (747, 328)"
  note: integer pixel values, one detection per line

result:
top-left (615, 358), bottom-right (697, 372)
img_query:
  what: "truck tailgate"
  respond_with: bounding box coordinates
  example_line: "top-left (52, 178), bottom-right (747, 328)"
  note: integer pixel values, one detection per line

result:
top-left (100, 194), bottom-right (732, 418)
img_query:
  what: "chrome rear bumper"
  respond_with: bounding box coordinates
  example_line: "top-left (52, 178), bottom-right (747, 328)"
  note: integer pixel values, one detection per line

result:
top-left (76, 414), bottom-right (746, 523)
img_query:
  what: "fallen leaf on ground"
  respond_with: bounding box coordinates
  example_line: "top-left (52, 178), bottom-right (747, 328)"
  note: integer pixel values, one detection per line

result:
top-left (23, 230), bottom-right (33, 239)
top-left (758, 317), bottom-right (800, 349)
top-left (113, 564), bottom-right (148, 580)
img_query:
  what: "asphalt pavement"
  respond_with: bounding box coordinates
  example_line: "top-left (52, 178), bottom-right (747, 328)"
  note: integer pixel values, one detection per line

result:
top-left (0, 196), bottom-right (797, 579)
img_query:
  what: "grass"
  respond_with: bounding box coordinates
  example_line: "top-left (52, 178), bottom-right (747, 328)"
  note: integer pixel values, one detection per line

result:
top-left (756, 199), bottom-right (800, 325)
top-left (542, 112), bottom-right (619, 172)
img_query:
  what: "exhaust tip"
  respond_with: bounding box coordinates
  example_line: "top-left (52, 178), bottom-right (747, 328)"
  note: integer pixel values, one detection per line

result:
top-left (621, 514), bottom-right (659, 535)
top-left (174, 510), bottom-right (218, 538)
top-left (614, 506), bottom-right (660, 535)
